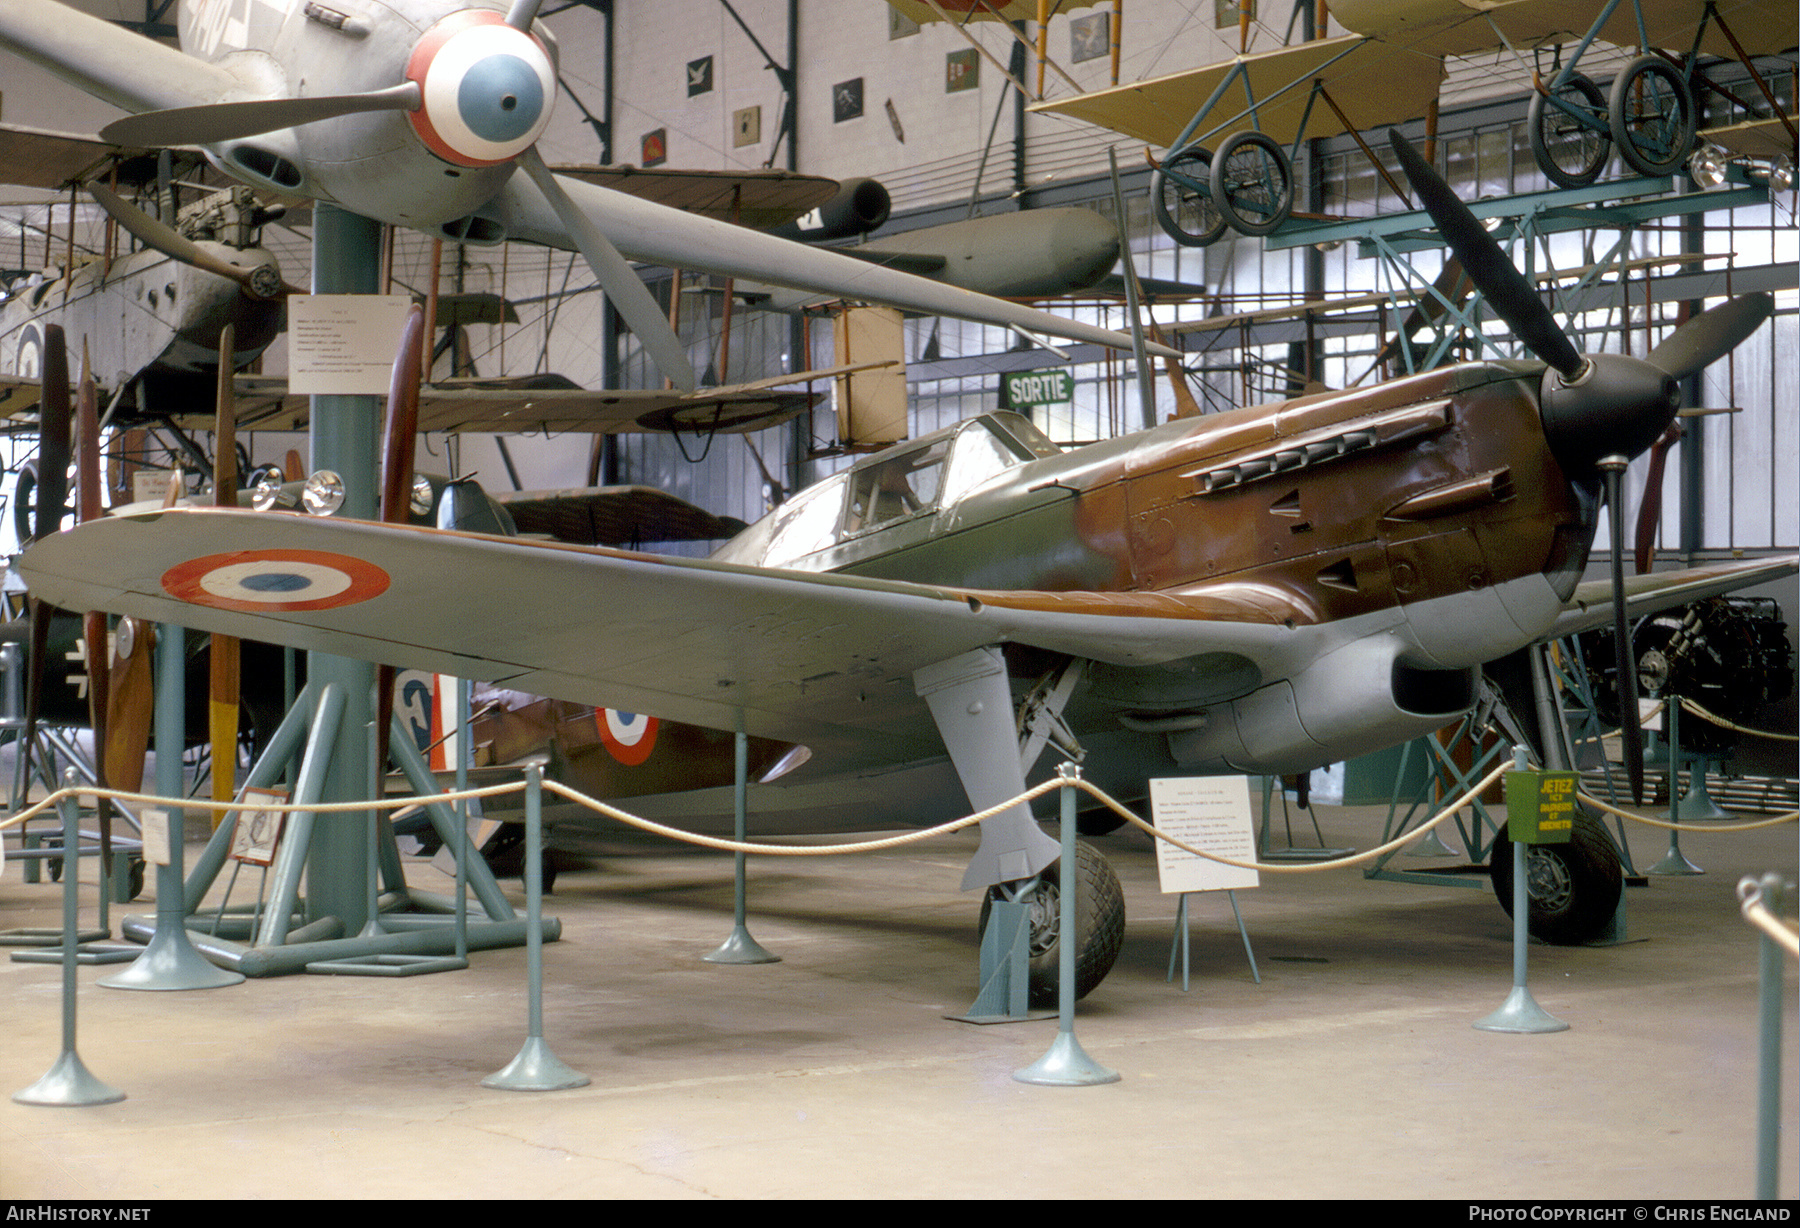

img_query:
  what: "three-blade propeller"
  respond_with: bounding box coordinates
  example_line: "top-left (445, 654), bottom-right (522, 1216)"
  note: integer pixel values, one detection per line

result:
top-left (91, 0), bottom-right (698, 391)
top-left (1386, 129), bottom-right (1770, 804)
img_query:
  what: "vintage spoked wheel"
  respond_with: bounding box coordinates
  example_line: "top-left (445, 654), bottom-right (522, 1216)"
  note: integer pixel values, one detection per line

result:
top-left (1608, 55), bottom-right (1696, 178)
top-left (1210, 130), bottom-right (1294, 237)
top-left (1529, 73), bottom-right (1612, 187)
top-left (1151, 146), bottom-right (1227, 247)
top-left (979, 840), bottom-right (1125, 1005)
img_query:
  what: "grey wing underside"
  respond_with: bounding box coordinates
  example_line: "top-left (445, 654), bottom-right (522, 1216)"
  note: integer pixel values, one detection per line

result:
top-left (20, 509), bottom-right (1293, 763)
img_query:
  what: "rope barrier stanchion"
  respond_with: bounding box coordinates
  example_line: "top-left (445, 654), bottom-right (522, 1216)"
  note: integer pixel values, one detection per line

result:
top-left (1014, 764), bottom-right (1119, 1088)
top-left (1473, 748), bottom-right (1568, 1036)
top-left (704, 727), bottom-right (779, 966)
top-left (13, 768), bottom-right (125, 1107)
top-left (1648, 694), bottom-right (1704, 875)
top-left (483, 760), bottom-right (588, 1093)
top-left (1737, 873), bottom-right (1793, 1201)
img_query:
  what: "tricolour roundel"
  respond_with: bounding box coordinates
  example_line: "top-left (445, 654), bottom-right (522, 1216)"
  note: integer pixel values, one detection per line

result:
top-left (162, 550), bottom-right (390, 613)
top-left (596, 709), bottom-right (659, 766)
top-left (406, 9), bottom-right (555, 168)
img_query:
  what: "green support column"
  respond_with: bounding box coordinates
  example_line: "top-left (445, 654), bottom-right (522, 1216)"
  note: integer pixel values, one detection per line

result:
top-left (307, 204), bottom-right (382, 934)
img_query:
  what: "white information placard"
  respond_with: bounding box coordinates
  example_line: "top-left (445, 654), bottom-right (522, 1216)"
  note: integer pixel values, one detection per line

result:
top-left (288, 294), bottom-right (412, 395)
top-left (140, 808), bottom-right (172, 867)
top-left (1149, 776), bottom-right (1260, 895)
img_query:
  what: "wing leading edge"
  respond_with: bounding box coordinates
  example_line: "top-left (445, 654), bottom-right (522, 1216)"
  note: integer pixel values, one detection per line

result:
top-left (21, 509), bottom-right (1294, 764)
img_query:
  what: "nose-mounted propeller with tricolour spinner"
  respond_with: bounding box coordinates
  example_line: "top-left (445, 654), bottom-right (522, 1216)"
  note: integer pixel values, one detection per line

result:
top-left (1386, 129), bottom-right (1772, 805)
top-left (101, 1), bottom-right (700, 393)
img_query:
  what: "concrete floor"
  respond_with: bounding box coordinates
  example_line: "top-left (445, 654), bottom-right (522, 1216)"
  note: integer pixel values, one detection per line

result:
top-left (1, 801), bottom-right (1794, 1200)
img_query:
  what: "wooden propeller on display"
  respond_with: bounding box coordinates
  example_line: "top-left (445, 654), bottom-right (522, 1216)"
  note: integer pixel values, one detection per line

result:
top-left (20, 326), bottom-right (71, 790)
top-left (209, 324), bottom-right (241, 825)
top-left (373, 305), bottom-right (428, 787)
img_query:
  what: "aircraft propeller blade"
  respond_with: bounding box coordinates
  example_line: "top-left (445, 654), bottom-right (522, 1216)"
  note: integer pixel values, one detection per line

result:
top-left (1390, 129), bottom-right (1683, 804)
top-left (1644, 292), bottom-right (1774, 383)
top-left (104, 619), bottom-right (154, 796)
top-left (99, 83), bottom-right (421, 149)
top-left (210, 325), bottom-right (241, 824)
top-left (1632, 423), bottom-right (1681, 575)
top-left (1387, 130), bottom-right (1582, 379)
top-left (375, 305), bottom-right (428, 785)
top-left (74, 346), bottom-right (107, 749)
top-left (1601, 461), bottom-right (1646, 804)
top-left (89, 183), bottom-right (292, 300)
top-left (1623, 295), bottom-right (1771, 575)
top-left (20, 326), bottom-right (70, 789)
top-left (519, 148), bottom-right (699, 391)
top-left (504, 1), bottom-right (548, 30)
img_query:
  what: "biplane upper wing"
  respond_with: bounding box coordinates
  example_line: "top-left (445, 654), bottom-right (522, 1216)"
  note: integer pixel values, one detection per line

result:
top-left (220, 375), bottom-right (817, 436)
top-left (1330, 0), bottom-right (1797, 61)
top-left (17, 507), bottom-right (1299, 767)
top-left (1543, 555), bottom-right (1799, 642)
top-left (1027, 35), bottom-right (1444, 149)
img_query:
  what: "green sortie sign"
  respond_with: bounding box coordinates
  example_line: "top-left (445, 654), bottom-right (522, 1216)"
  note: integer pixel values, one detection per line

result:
top-left (1002, 369), bottom-right (1073, 409)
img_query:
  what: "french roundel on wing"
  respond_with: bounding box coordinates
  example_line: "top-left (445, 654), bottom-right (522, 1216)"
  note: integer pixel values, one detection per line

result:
top-left (595, 709), bottom-right (659, 766)
top-left (405, 9), bottom-right (555, 168)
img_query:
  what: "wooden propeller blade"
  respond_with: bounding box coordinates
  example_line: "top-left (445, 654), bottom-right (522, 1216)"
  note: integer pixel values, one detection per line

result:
top-left (21, 325), bottom-right (71, 785)
top-left (104, 620), bottom-right (154, 796)
top-left (75, 346), bottom-right (110, 780)
top-left (1632, 423), bottom-right (1681, 575)
top-left (210, 325), bottom-right (241, 822)
top-left (375, 306), bottom-right (427, 784)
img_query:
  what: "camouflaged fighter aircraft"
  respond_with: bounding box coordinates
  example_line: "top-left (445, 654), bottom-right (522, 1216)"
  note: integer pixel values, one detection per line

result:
top-left (20, 126), bottom-right (1795, 1000)
top-left (0, 0), bottom-right (1167, 391)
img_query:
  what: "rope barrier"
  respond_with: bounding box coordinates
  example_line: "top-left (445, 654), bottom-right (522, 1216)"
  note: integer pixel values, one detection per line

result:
top-left (0, 780), bottom-right (529, 832)
top-left (1577, 790), bottom-right (1798, 832)
top-left (5, 759), bottom-right (1783, 878)
top-left (1679, 696), bottom-right (1799, 742)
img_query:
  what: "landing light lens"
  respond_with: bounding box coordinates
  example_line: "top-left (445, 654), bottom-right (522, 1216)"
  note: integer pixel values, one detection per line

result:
top-left (251, 470), bottom-right (284, 512)
top-left (410, 474), bottom-right (435, 518)
top-left (1689, 145), bottom-right (1729, 189)
top-left (302, 470), bottom-right (346, 517)
top-left (1770, 156), bottom-right (1795, 194)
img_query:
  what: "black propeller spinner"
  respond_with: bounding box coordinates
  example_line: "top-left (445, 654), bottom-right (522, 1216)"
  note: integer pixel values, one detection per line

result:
top-left (1386, 129), bottom-right (1772, 804)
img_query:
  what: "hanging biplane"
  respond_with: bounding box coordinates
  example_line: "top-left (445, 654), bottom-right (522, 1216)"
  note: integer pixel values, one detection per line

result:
top-left (0, 0), bottom-right (1165, 394)
top-left (22, 126), bottom-right (1795, 998)
top-left (1029, 0), bottom-right (1796, 243)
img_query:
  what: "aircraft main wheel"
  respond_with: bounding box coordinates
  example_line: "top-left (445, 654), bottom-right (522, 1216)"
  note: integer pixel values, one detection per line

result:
top-left (1210, 131), bottom-right (1294, 237)
top-left (1152, 146), bottom-right (1227, 247)
top-left (978, 839), bottom-right (1125, 1006)
top-left (1609, 55), bottom-right (1696, 178)
top-left (1530, 73), bottom-right (1611, 188)
top-left (1490, 812), bottom-right (1623, 944)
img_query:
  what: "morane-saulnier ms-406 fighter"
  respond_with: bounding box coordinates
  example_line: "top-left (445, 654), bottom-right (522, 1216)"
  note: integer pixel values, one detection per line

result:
top-left (23, 132), bottom-right (1794, 999)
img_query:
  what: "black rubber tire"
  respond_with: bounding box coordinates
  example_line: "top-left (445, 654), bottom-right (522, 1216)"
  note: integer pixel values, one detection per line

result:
top-left (1609, 55), bottom-right (1696, 178)
top-left (979, 839), bottom-right (1125, 1006)
top-left (1530, 73), bottom-right (1611, 188)
top-left (1152, 146), bottom-right (1227, 248)
top-left (1490, 811), bottom-right (1623, 944)
top-left (1210, 130), bottom-right (1294, 237)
